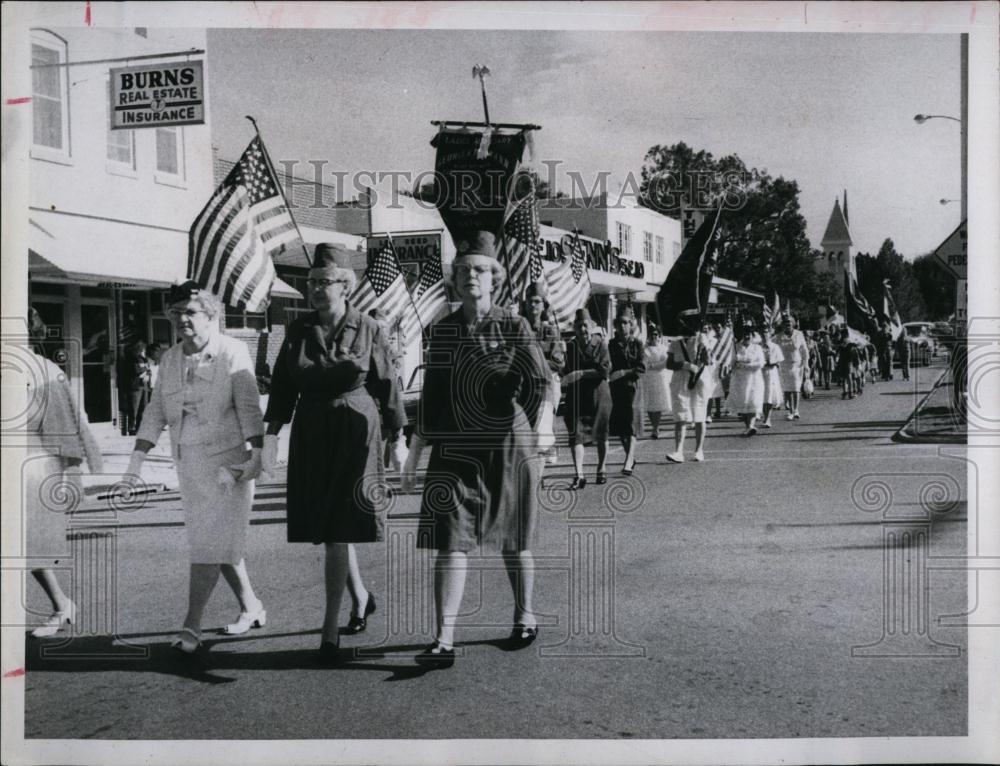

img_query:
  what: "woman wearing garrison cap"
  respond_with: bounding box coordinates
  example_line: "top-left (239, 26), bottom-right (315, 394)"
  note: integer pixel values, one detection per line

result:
top-left (401, 231), bottom-right (549, 668)
top-left (607, 304), bottom-right (645, 476)
top-left (125, 282), bottom-right (266, 654)
top-left (263, 244), bottom-right (407, 664)
top-left (561, 308), bottom-right (613, 488)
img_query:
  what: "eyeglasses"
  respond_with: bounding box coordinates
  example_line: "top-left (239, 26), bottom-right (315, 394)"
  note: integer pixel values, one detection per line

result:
top-left (306, 278), bottom-right (350, 288)
top-left (454, 265), bottom-right (493, 277)
top-left (168, 308), bottom-right (206, 319)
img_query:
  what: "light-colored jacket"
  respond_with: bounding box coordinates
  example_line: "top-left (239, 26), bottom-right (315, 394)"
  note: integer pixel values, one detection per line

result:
top-left (135, 332), bottom-right (263, 460)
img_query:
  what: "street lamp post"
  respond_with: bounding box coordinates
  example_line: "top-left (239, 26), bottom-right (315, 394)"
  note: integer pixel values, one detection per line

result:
top-left (913, 113), bottom-right (962, 124)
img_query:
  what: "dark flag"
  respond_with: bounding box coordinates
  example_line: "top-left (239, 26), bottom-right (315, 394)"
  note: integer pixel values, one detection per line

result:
top-left (656, 204), bottom-right (723, 336)
top-left (430, 126), bottom-right (527, 258)
top-left (879, 279), bottom-right (904, 340)
top-left (844, 270), bottom-right (879, 336)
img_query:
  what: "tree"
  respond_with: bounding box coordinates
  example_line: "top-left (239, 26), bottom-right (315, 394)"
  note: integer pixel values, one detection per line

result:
top-left (855, 239), bottom-right (927, 322)
top-left (638, 142), bottom-right (819, 317)
top-left (912, 253), bottom-right (957, 320)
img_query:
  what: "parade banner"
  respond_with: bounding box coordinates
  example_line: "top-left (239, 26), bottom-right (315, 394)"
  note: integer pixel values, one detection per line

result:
top-left (656, 205), bottom-right (723, 336)
top-left (430, 126), bottom-right (526, 256)
top-left (110, 60), bottom-right (205, 129)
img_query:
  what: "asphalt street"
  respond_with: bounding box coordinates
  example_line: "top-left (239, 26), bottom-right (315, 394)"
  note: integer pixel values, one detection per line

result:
top-left (20, 360), bottom-right (968, 740)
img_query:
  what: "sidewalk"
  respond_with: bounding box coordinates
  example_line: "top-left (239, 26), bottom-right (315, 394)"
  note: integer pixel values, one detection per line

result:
top-left (892, 365), bottom-right (966, 444)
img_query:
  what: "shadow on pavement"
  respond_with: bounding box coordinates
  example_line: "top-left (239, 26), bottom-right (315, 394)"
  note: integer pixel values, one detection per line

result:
top-left (24, 635), bottom-right (514, 684)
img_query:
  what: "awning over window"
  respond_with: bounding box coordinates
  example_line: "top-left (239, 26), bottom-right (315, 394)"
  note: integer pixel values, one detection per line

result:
top-left (28, 210), bottom-right (300, 300)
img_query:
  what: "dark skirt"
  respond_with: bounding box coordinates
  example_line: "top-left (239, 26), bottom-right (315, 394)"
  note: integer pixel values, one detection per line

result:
top-left (608, 379), bottom-right (639, 439)
top-left (416, 405), bottom-right (540, 553)
top-left (286, 388), bottom-right (387, 544)
top-left (563, 379), bottom-right (612, 446)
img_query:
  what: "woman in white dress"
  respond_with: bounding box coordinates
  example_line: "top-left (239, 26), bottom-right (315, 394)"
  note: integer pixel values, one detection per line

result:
top-left (776, 314), bottom-right (808, 420)
top-left (726, 322), bottom-right (766, 436)
top-left (759, 325), bottom-right (785, 429)
top-left (640, 325), bottom-right (671, 439)
top-left (25, 309), bottom-right (103, 638)
top-left (125, 283), bottom-right (266, 654)
top-left (665, 327), bottom-right (715, 463)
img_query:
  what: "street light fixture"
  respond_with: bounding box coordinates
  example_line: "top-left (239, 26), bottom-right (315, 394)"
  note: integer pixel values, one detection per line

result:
top-left (914, 113), bottom-right (961, 124)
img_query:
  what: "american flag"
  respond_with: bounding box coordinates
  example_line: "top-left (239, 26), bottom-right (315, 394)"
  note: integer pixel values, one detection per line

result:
top-left (400, 253), bottom-right (449, 341)
top-left (762, 291), bottom-right (782, 329)
top-left (496, 192), bottom-right (544, 308)
top-left (351, 243), bottom-right (409, 324)
top-left (545, 232), bottom-right (590, 328)
top-left (711, 324), bottom-right (736, 375)
top-left (188, 136), bottom-right (297, 312)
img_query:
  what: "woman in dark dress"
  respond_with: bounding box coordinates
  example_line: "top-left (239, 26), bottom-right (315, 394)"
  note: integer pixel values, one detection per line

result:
top-left (401, 252), bottom-right (548, 667)
top-left (607, 305), bottom-right (645, 476)
top-left (263, 244), bottom-right (406, 663)
top-left (561, 308), bottom-right (612, 489)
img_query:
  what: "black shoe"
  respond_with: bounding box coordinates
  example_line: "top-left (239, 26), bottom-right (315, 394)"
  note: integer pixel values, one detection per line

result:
top-left (595, 472), bottom-right (607, 485)
top-left (569, 476), bottom-right (587, 490)
top-left (318, 640), bottom-right (342, 666)
top-left (345, 593), bottom-right (376, 634)
top-left (621, 465), bottom-right (634, 477)
top-left (415, 642), bottom-right (455, 669)
top-left (508, 623), bottom-right (539, 650)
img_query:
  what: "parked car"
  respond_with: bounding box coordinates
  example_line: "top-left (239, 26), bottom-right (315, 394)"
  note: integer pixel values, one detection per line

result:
top-left (901, 322), bottom-right (935, 366)
top-left (929, 321), bottom-right (956, 353)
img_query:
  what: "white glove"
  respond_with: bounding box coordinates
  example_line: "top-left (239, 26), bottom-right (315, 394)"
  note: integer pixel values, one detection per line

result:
top-left (218, 465), bottom-right (236, 494)
top-left (262, 434), bottom-right (279, 473)
top-left (123, 450), bottom-right (145, 486)
top-left (561, 370), bottom-right (583, 387)
top-left (401, 434), bottom-right (424, 493)
top-left (232, 448), bottom-right (262, 482)
top-left (683, 362), bottom-right (700, 374)
top-left (390, 437), bottom-right (408, 472)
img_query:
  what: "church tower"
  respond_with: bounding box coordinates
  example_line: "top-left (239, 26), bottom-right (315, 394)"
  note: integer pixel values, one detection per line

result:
top-left (818, 193), bottom-right (852, 275)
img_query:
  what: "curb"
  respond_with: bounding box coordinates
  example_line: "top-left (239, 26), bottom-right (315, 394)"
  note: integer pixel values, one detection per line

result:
top-left (892, 367), bottom-right (967, 444)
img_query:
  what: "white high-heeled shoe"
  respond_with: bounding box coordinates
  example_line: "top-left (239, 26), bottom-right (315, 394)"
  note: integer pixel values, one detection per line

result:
top-left (224, 603), bottom-right (267, 635)
top-left (31, 601), bottom-right (76, 638)
top-left (171, 627), bottom-right (202, 654)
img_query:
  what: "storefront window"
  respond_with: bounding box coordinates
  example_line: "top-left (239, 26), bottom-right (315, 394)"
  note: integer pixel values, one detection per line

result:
top-left (655, 235), bottom-right (665, 265)
top-left (643, 231), bottom-right (653, 263)
top-left (30, 31), bottom-right (70, 160)
top-left (106, 82), bottom-right (136, 171)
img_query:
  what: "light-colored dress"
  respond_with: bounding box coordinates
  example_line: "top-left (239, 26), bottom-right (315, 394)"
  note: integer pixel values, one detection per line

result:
top-left (668, 334), bottom-right (715, 425)
top-left (776, 329), bottom-right (808, 393)
top-left (762, 340), bottom-right (785, 407)
top-left (137, 333), bottom-right (264, 565)
top-left (640, 342), bottom-right (671, 413)
top-left (726, 341), bottom-right (765, 416)
top-left (24, 352), bottom-right (102, 564)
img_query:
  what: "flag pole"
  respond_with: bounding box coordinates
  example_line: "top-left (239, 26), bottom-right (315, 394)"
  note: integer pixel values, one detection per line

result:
top-left (383, 231), bottom-right (425, 337)
top-left (245, 115), bottom-right (313, 268)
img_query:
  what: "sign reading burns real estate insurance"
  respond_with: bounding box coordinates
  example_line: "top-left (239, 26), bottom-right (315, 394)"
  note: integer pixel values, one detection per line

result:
top-left (110, 60), bottom-right (205, 129)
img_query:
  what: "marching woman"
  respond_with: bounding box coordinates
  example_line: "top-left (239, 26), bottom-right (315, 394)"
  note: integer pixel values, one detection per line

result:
top-left (263, 245), bottom-right (407, 664)
top-left (607, 305), bottom-right (646, 476)
top-left (26, 309), bottom-right (103, 638)
top-left (776, 313), bottom-right (808, 420)
top-left (402, 248), bottom-right (548, 667)
top-left (127, 283), bottom-right (266, 653)
top-left (521, 280), bottom-right (565, 465)
top-left (665, 322), bottom-right (715, 463)
top-left (640, 324), bottom-right (671, 439)
top-left (759, 325), bottom-right (785, 428)
top-left (562, 308), bottom-right (613, 487)
top-left (726, 321), bottom-right (766, 436)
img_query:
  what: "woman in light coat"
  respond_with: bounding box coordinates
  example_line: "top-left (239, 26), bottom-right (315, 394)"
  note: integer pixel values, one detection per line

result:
top-left (125, 282), bottom-right (266, 653)
top-left (640, 325), bottom-right (671, 439)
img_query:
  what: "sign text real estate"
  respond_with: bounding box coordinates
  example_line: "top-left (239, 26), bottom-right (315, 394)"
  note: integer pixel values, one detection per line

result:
top-left (110, 60), bottom-right (205, 130)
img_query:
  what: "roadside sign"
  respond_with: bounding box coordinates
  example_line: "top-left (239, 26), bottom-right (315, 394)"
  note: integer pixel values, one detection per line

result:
top-left (110, 60), bottom-right (205, 129)
top-left (932, 219), bottom-right (967, 279)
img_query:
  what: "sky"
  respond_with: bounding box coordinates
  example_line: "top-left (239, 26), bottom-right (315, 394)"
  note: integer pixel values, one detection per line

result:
top-left (207, 28), bottom-right (963, 259)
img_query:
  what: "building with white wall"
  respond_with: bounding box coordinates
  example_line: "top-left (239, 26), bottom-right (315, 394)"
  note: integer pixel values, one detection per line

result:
top-left (27, 26), bottom-right (222, 423)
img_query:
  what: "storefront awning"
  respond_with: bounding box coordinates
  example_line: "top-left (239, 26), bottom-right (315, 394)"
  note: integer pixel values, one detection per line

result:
top-left (29, 211), bottom-right (300, 299)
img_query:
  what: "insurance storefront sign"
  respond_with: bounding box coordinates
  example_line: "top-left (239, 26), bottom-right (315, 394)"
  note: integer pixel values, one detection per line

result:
top-left (109, 60), bottom-right (205, 129)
